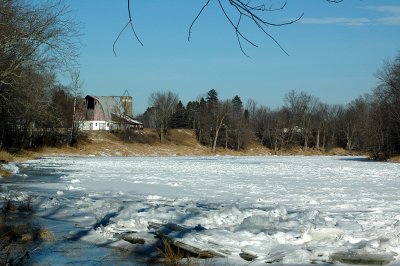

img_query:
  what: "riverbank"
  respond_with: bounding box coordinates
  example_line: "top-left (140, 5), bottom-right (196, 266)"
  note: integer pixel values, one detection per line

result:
top-left (0, 128), bottom-right (369, 173)
top-left (0, 129), bottom-right (356, 160)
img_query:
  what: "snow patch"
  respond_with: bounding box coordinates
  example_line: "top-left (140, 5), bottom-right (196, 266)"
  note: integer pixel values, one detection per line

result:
top-left (65, 185), bottom-right (85, 191)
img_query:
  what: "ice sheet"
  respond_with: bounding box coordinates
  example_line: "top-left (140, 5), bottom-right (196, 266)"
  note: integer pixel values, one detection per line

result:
top-left (5, 155), bottom-right (400, 265)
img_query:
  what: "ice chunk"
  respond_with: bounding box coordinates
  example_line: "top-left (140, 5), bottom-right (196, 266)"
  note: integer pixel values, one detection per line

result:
top-left (303, 228), bottom-right (342, 242)
top-left (1, 163), bottom-right (19, 175)
top-left (65, 185), bottom-right (85, 191)
top-left (330, 251), bottom-right (394, 265)
top-left (237, 215), bottom-right (272, 234)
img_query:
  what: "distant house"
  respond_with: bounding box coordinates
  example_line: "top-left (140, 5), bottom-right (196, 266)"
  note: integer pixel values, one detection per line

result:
top-left (78, 95), bottom-right (143, 131)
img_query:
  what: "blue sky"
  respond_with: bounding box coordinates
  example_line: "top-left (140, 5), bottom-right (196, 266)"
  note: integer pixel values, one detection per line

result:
top-left (64, 0), bottom-right (400, 115)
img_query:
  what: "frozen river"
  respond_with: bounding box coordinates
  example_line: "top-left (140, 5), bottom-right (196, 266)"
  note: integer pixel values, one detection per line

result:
top-left (2, 155), bottom-right (400, 265)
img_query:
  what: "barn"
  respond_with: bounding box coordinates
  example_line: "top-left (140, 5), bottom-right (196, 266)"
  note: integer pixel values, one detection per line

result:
top-left (78, 95), bottom-right (143, 131)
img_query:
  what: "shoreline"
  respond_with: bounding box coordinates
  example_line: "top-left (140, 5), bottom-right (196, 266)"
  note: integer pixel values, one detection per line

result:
top-left (1, 128), bottom-right (392, 176)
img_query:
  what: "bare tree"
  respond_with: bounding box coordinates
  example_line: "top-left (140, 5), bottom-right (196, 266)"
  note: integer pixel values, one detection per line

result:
top-left (301, 95), bottom-right (320, 149)
top-left (195, 98), bottom-right (211, 145)
top-left (375, 54), bottom-right (400, 125)
top-left (245, 98), bottom-right (257, 133)
top-left (211, 100), bottom-right (230, 153)
top-left (68, 70), bottom-right (83, 145)
top-left (284, 91), bottom-right (316, 148)
top-left (148, 91), bottom-right (179, 142)
top-left (339, 97), bottom-right (368, 151)
top-left (364, 53), bottom-right (400, 159)
top-left (0, 0), bottom-right (79, 149)
top-left (202, 89), bottom-right (230, 152)
top-left (271, 108), bottom-right (290, 151)
top-left (363, 95), bottom-right (390, 160)
top-left (252, 106), bottom-right (271, 145)
top-left (313, 103), bottom-right (329, 150)
top-left (0, 0), bottom-right (79, 89)
top-left (141, 107), bottom-right (158, 128)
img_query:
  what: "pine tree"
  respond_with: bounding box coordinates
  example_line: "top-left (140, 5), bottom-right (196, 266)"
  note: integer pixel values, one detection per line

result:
top-left (186, 101), bottom-right (200, 129)
top-left (206, 89), bottom-right (218, 105)
top-left (231, 95), bottom-right (243, 114)
top-left (170, 101), bottom-right (190, 129)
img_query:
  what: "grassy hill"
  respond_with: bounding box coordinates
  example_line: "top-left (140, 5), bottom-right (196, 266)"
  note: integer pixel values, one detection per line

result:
top-left (0, 129), bottom-right (271, 163)
top-left (69, 129), bottom-right (273, 156)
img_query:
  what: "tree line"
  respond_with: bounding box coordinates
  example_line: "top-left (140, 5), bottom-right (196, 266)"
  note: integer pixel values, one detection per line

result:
top-left (139, 53), bottom-right (400, 159)
top-left (0, 0), bottom-right (81, 150)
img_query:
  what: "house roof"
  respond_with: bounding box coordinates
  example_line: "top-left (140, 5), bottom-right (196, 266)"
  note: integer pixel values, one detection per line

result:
top-left (88, 96), bottom-right (122, 121)
top-left (116, 113), bottom-right (143, 125)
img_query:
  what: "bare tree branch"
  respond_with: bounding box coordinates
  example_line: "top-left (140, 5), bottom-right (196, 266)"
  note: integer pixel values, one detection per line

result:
top-left (113, 0), bottom-right (143, 56)
top-left (189, 0), bottom-right (303, 56)
top-left (217, 0), bottom-right (258, 57)
top-left (119, 0), bottom-right (345, 56)
top-left (188, 0), bottom-right (212, 42)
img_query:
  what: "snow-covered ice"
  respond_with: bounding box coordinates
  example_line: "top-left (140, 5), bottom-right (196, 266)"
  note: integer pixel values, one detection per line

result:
top-left (2, 155), bottom-right (400, 265)
top-left (0, 162), bottom-right (20, 175)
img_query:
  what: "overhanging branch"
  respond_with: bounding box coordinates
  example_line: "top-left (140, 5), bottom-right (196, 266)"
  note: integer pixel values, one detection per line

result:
top-left (113, 0), bottom-right (143, 56)
top-left (189, 0), bottom-right (303, 56)
top-left (118, 0), bottom-right (345, 56)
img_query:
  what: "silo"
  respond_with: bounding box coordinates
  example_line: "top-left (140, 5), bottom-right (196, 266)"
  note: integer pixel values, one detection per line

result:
top-left (120, 96), bottom-right (133, 117)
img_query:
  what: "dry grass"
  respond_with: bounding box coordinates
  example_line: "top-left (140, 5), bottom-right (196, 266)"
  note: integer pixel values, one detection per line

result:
top-left (26, 129), bottom-right (269, 158)
top-left (38, 228), bottom-right (56, 242)
top-left (71, 130), bottom-right (212, 157)
top-left (0, 194), bottom-right (55, 264)
top-left (0, 169), bottom-right (12, 177)
top-left (272, 146), bottom-right (364, 157)
top-left (161, 235), bottom-right (186, 266)
top-left (2, 199), bottom-right (18, 212)
top-left (272, 146), bottom-right (323, 156)
top-left (0, 150), bottom-right (14, 162)
top-left (0, 150), bottom-right (15, 177)
top-left (389, 154), bottom-right (400, 163)
top-left (159, 234), bottom-right (202, 266)
top-left (0, 129), bottom-right (347, 159)
top-left (0, 129), bottom-right (370, 161)
top-left (0, 222), bottom-right (55, 263)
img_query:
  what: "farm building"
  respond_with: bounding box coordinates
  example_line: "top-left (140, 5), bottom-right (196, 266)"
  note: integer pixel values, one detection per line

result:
top-left (78, 95), bottom-right (143, 131)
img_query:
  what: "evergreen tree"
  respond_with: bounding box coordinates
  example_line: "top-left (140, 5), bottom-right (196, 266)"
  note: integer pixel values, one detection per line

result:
top-left (170, 101), bottom-right (190, 128)
top-left (196, 98), bottom-right (211, 145)
top-left (186, 101), bottom-right (200, 129)
top-left (231, 95), bottom-right (243, 113)
top-left (206, 89), bottom-right (219, 105)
